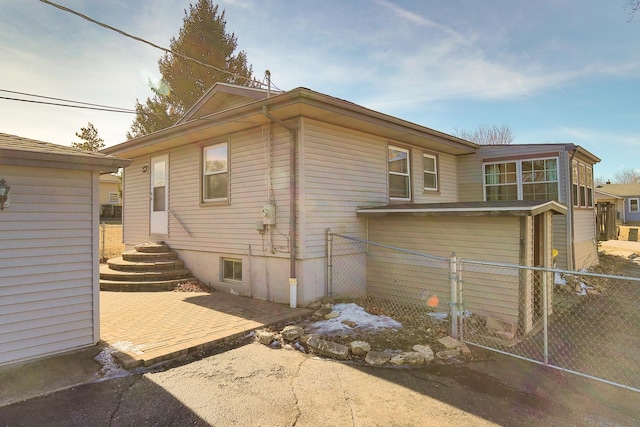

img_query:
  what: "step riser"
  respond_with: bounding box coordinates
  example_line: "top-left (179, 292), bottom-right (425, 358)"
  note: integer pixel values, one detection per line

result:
top-left (107, 261), bottom-right (185, 272)
top-left (100, 278), bottom-right (195, 292)
top-left (122, 252), bottom-right (178, 262)
top-left (100, 271), bottom-right (193, 282)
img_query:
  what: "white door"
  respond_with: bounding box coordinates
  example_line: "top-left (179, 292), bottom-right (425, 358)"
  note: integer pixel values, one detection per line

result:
top-left (150, 154), bottom-right (168, 235)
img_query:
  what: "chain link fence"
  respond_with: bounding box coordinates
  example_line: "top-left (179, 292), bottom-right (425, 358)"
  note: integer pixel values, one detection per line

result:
top-left (327, 230), bottom-right (640, 393)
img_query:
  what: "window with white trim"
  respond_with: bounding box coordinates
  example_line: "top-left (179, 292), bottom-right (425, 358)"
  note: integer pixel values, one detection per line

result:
top-left (630, 198), bottom-right (639, 213)
top-left (484, 157), bottom-right (558, 202)
top-left (222, 258), bottom-right (242, 281)
top-left (203, 142), bottom-right (228, 202)
top-left (423, 153), bottom-right (438, 191)
top-left (388, 145), bottom-right (411, 201)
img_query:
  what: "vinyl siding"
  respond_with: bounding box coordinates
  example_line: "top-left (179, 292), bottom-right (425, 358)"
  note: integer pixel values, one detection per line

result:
top-left (0, 166), bottom-right (96, 366)
top-left (122, 126), bottom-right (291, 256)
top-left (366, 216), bottom-right (522, 323)
top-left (573, 208), bottom-right (598, 269)
top-left (300, 119), bottom-right (459, 258)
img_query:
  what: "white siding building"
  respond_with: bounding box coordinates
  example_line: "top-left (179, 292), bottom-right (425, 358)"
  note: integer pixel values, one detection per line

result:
top-left (0, 133), bottom-right (130, 366)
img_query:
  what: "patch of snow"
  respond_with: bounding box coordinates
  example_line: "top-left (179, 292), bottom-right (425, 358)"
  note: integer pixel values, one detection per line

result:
top-left (94, 345), bottom-right (131, 380)
top-left (554, 273), bottom-right (567, 285)
top-left (427, 312), bottom-right (449, 321)
top-left (306, 303), bottom-right (402, 334)
top-left (576, 282), bottom-right (593, 296)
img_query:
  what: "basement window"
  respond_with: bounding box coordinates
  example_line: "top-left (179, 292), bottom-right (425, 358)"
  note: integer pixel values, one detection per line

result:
top-left (222, 258), bottom-right (242, 282)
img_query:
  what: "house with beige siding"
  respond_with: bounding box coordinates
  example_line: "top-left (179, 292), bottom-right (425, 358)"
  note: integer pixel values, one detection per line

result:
top-left (0, 133), bottom-right (130, 366)
top-left (102, 83), bottom-right (598, 335)
top-left (99, 173), bottom-right (123, 221)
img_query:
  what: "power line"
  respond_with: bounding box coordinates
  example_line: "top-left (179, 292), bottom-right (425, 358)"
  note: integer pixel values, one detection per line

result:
top-left (39, 0), bottom-right (266, 88)
top-left (0, 89), bottom-right (134, 112)
top-left (0, 96), bottom-right (136, 114)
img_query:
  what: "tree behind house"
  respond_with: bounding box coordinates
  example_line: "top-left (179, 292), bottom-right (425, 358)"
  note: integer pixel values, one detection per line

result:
top-left (72, 122), bottom-right (105, 152)
top-left (127, 0), bottom-right (255, 139)
top-left (454, 125), bottom-right (514, 145)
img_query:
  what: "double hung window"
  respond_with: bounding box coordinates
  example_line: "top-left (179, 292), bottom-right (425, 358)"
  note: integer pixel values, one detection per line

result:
top-left (423, 153), bottom-right (438, 191)
top-left (388, 145), bottom-right (411, 201)
top-left (572, 160), bottom-right (594, 208)
top-left (203, 142), bottom-right (228, 202)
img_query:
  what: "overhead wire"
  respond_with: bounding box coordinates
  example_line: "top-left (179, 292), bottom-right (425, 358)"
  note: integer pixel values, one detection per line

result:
top-left (0, 96), bottom-right (136, 113)
top-left (0, 89), bottom-right (135, 113)
top-left (38, 0), bottom-right (274, 89)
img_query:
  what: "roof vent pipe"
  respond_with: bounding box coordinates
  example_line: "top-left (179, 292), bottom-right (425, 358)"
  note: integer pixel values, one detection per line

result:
top-left (265, 70), bottom-right (271, 98)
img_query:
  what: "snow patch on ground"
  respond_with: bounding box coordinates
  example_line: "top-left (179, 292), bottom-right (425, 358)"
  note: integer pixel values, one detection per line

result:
top-left (306, 303), bottom-right (402, 334)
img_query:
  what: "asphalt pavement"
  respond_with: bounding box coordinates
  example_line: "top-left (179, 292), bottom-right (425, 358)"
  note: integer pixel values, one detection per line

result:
top-left (1, 341), bottom-right (638, 426)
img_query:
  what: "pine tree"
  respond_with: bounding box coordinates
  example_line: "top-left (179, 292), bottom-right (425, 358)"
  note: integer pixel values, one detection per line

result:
top-left (127, 0), bottom-right (254, 139)
top-left (72, 122), bottom-right (105, 152)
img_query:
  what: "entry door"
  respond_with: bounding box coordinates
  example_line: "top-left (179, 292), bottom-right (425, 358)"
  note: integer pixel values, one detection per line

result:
top-left (150, 155), bottom-right (168, 235)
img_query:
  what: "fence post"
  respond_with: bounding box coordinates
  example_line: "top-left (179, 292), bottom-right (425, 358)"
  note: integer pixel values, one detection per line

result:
top-left (326, 228), bottom-right (333, 298)
top-left (542, 270), bottom-right (549, 365)
top-left (457, 258), bottom-right (464, 341)
top-left (450, 252), bottom-right (458, 339)
top-left (100, 222), bottom-right (105, 261)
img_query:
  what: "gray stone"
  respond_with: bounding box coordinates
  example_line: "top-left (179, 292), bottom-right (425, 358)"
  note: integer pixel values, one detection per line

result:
top-left (412, 345), bottom-right (434, 363)
top-left (281, 325), bottom-right (304, 342)
top-left (350, 341), bottom-right (371, 356)
top-left (436, 349), bottom-right (461, 359)
top-left (306, 337), bottom-right (350, 360)
top-left (390, 351), bottom-right (426, 366)
top-left (365, 351), bottom-right (393, 366)
top-left (437, 336), bottom-right (464, 349)
top-left (324, 311), bottom-right (340, 320)
top-left (257, 330), bottom-right (276, 345)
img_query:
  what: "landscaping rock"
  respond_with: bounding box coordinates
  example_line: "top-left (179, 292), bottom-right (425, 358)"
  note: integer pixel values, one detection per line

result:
top-left (390, 351), bottom-right (426, 366)
top-left (281, 325), bottom-right (304, 342)
top-left (436, 349), bottom-right (461, 359)
top-left (324, 311), bottom-right (340, 320)
top-left (412, 345), bottom-right (434, 363)
top-left (257, 330), bottom-right (276, 345)
top-left (306, 337), bottom-right (349, 360)
top-left (341, 320), bottom-right (357, 328)
top-left (365, 351), bottom-right (393, 366)
top-left (350, 341), bottom-right (371, 356)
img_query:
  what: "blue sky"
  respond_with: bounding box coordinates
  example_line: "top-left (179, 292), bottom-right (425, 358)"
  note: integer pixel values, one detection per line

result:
top-left (1, 0), bottom-right (638, 181)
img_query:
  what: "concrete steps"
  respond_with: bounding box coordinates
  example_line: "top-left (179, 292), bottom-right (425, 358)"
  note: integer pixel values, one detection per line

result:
top-left (100, 242), bottom-right (197, 292)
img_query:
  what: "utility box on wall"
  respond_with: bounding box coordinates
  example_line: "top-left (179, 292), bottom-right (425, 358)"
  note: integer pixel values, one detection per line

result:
top-left (261, 203), bottom-right (276, 225)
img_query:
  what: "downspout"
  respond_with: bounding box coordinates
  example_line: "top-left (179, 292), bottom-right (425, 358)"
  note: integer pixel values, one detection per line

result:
top-left (262, 105), bottom-right (297, 308)
top-left (568, 147), bottom-right (577, 270)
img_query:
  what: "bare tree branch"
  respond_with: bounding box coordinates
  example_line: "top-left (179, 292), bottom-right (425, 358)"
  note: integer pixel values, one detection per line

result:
top-left (454, 125), bottom-right (514, 145)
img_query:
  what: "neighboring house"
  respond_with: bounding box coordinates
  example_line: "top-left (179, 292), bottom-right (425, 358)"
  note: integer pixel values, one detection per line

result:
top-left (594, 188), bottom-right (623, 241)
top-left (99, 173), bottom-right (123, 221)
top-left (102, 83), bottom-right (599, 335)
top-left (0, 133), bottom-right (130, 366)
top-left (595, 183), bottom-right (640, 225)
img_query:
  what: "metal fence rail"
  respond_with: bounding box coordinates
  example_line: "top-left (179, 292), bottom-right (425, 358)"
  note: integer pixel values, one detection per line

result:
top-left (327, 230), bottom-right (640, 393)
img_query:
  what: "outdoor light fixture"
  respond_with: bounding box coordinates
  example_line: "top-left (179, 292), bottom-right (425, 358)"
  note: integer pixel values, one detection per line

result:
top-left (0, 178), bottom-right (10, 211)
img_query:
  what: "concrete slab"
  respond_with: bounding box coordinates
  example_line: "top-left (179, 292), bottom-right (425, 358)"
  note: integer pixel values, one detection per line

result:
top-left (0, 346), bottom-right (103, 407)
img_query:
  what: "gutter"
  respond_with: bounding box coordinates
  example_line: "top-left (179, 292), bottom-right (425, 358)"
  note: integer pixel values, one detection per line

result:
top-left (261, 105), bottom-right (298, 308)
top-left (568, 146), bottom-right (577, 270)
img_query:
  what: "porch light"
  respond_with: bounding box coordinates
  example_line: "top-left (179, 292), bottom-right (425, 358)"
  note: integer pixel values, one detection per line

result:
top-left (0, 179), bottom-right (10, 211)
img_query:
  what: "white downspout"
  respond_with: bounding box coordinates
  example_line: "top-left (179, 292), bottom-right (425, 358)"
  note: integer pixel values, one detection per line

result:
top-left (262, 105), bottom-right (298, 308)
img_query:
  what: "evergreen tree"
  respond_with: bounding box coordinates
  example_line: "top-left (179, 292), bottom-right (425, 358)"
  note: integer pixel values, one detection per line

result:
top-left (127, 0), bottom-right (254, 139)
top-left (72, 122), bottom-right (105, 152)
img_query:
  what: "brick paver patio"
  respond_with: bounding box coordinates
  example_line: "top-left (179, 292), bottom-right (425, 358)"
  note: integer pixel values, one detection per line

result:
top-left (100, 291), bottom-right (311, 368)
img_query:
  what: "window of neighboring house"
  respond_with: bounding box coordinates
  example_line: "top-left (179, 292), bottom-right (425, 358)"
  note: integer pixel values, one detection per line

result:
top-left (203, 142), bottom-right (228, 202)
top-left (423, 153), bottom-right (438, 191)
top-left (484, 157), bottom-right (558, 202)
top-left (222, 258), bottom-right (242, 282)
top-left (572, 160), bottom-right (594, 208)
top-left (388, 145), bottom-right (411, 201)
top-left (108, 191), bottom-right (120, 204)
top-left (630, 198), bottom-right (640, 213)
